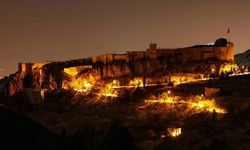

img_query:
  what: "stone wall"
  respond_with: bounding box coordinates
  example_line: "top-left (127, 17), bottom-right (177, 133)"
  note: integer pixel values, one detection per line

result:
top-left (127, 51), bottom-right (145, 62)
top-left (92, 54), bottom-right (128, 64)
top-left (113, 54), bottom-right (127, 62)
top-left (0, 38), bottom-right (236, 97)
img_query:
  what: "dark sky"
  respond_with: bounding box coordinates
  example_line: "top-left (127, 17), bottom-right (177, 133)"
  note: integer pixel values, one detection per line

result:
top-left (1, 0), bottom-right (250, 76)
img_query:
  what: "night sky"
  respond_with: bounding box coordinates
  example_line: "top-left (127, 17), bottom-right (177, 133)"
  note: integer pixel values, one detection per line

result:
top-left (1, 0), bottom-right (250, 76)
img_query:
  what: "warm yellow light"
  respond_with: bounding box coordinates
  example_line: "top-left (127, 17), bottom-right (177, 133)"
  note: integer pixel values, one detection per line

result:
top-left (40, 89), bottom-right (45, 99)
top-left (144, 93), bottom-right (226, 114)
top-left (129, 78), bottom-right (143, 87)
top-left (62, 75), bottom-right (96, 93)
top-left (168, 128), bottom-right (181, 137)
top-left (64, 68), bottom-right (79, 76)
top-left (167, 90), bottom-right (171, 95)
top-left (98, 80), bottom-right (120, 97)
top-left (190, 99), bottom-right (226, 114)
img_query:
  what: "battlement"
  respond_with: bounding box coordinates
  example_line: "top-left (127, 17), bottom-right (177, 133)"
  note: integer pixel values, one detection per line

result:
top-left (89, 38), bottom-right (234, 64)
top-left (18, 38), bottom-right (234, 76)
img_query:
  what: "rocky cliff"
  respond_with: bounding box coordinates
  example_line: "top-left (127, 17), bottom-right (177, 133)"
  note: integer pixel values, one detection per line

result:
top-left (0, 57), bottom-right (235, 98)
top-left (0, 72), bottom-right (25, 96)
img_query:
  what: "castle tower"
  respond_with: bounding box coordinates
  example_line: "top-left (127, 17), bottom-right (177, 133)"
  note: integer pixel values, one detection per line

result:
top-left (214, 38), bottom-right (234, 61)
top-left (149, 43), bottom-right (157, 51)
top-left (226, 42), bottom-right (234, 61)
top-left (148, 43), bottom-right (158, 59)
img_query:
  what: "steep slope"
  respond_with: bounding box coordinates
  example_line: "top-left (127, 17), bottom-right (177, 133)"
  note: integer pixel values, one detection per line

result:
top-left (235, 50), bottom-right (250, 66)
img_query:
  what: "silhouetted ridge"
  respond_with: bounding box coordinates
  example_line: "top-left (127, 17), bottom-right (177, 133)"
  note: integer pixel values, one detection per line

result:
top-left (0, 104), bottom-right (63, 150)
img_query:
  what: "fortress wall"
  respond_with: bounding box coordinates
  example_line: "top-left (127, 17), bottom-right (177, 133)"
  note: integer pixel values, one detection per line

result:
top-left (18, 63), bottom-right (27, 72)
top-left (156, 49), bottom-right (176, 57)
top-left (19, 62), bottom-right (49, 73)
top-left (203, 51), bottom-right (214, 60)
top-left (101, 63), bottom-right (131, 78)
top-left (213, 43), bottom-right (234, 61)
top-left (127, 51), bottom-right (145, 62)
top-left (7, 38), bottom-right (236, 95)
top-left (190, 48), bottom-right (203, 61)
top-left (90, 38), bottom-right (234, 65)
top-left (113, 54), bottom-right (127, 62)
top-left (181, 49), bottom-right (190, 63)
top-left (106, 54), bottom-right (114, 63)
top-left (32, 63), bottom-right (47, 70)
top-left (92, 54), bottom-right (128, 64)
top-left (18, 63), bottom-right (33, 73)
top-left (147, 49), bottom-right (158, 59)
top-left (182, 44), bottom-right (234, 63)
top-left (182, 48), bottom-right (203, 63)
top-left (202, 47), bottom-right (214, 60)
top-left (92, 54), bottom-right (107, 64)
top-left (226, 43), bottom-right (234, 61)
top-left (214, 47), bottom-right (228, 60)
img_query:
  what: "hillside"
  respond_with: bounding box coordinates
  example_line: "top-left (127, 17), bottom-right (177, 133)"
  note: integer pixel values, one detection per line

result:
top-left (235, 50), bottom-right (250, 66)
top-left (0, 104), bottom-right (63, 150)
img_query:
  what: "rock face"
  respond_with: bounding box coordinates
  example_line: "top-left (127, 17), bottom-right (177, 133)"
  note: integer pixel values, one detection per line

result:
top-left (235, 50), bottom-right (250, 66)
top-left (0, 57), bottom-right (235, 97)
top-left (0, 72), bottom-right (25, 96)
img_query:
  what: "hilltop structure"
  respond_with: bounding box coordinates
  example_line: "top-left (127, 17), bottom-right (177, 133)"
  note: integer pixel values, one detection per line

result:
top-left (92, 38), bottom-right (234, 64)
top-left (18, 38), bottom-right (234, 73)
top-left (1, 38), bottom-right (236, 97)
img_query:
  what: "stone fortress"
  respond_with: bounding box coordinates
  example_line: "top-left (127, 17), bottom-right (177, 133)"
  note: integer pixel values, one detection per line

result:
top-left (1, 38), bottom-right (235, 97)
top-left (91, 38), bottom-right (234, 64)
top-left (18, 38), bottom-right (234, 76)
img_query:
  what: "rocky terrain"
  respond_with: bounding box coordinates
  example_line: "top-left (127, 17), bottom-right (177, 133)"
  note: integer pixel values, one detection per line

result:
top-left (0, 74), bottom-right (250, 150)
top-left (0, 58), bottom-right (235, 98)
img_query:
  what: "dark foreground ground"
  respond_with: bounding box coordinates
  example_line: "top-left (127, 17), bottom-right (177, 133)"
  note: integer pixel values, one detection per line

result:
top-left (1, 75), bottom-right (250, 150)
